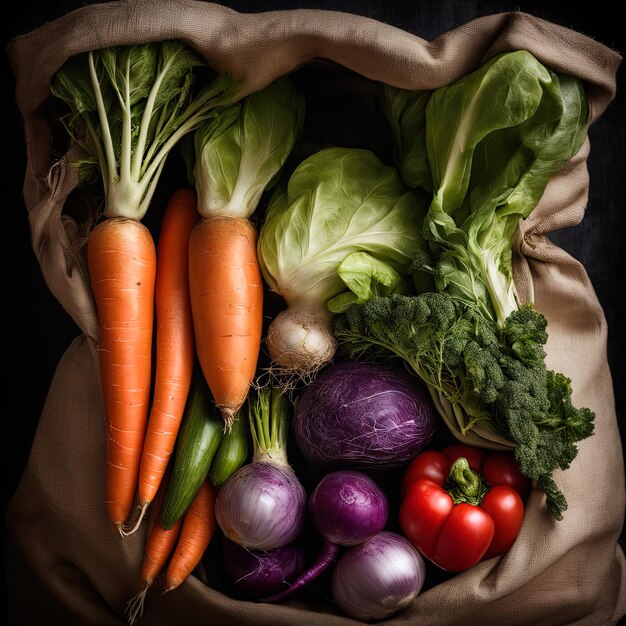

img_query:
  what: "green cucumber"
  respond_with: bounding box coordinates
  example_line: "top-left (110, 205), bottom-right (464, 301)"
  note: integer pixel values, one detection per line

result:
top-left (209, 404), bottom-right (250, 486)
top-left (161, 375), bottom-right (224, 529)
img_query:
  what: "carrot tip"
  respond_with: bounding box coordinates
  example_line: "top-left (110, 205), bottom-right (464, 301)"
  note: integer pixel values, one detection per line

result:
top-left (221, 407), bottom-right (236, 433)
top-left (122, 503), bottom-right (149, 537)
top-left (161, 583), bottom-right (179, 596)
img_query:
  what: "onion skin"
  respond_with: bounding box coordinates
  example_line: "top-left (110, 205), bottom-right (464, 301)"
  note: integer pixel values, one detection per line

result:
top-left (215, 462), bottom-right (307, 550)
top-left (331, 531), bottom-right (426, 621)
top-left (221, 537), bottom-right (306, 598)
top-left (294, 360), bottom-right (436, 468)
top-left (309, 470), bottom-right (388, 546)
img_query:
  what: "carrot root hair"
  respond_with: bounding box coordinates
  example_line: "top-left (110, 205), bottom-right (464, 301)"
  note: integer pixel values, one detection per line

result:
top-left (122, 503), bottom-right (149, 537)
top-left (221, 407), bottom-right (236, 433)
top-left (126, 579), bottom-right (150, 626)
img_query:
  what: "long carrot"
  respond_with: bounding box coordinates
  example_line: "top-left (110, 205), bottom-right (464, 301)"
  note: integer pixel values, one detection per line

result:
top-left (51, 44), bottom-right (239, 538)
top-left (88, 218), bottom-right (156, 536)
top-left (130, 188), bottom-right (199, 533)
top-left (126, 474), bottom-right (182, 625)
top-left (164, 479), bottom-right (218, 592)
top-left (188, 217), bottom-right (263, 429)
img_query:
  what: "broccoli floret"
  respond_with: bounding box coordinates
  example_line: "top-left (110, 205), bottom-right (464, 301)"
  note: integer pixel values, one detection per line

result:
top-left (537, 475), bottom-right (569, 521)
top-left (489, 352), bottom-right (594, 518)
top-left (502, 304), bottom-right (548, 367)
top-left (463, 339), bottom-right (504, 404)
top-left (545, 371), bottom-right (595, 442)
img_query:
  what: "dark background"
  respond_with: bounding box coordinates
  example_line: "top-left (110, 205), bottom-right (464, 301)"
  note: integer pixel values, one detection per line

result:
top-left (3, 0), bottom-right (624, 623)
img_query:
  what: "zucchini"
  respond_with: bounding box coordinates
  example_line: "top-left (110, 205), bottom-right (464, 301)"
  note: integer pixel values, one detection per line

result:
top-left (209, 404), bottom-right (250, 486)
top-left (161, 375), bottom-right (224, 529)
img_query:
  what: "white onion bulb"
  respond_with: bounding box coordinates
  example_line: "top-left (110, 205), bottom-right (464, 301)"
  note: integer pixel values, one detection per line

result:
top-left (331, 531), bottom-right (426, 621)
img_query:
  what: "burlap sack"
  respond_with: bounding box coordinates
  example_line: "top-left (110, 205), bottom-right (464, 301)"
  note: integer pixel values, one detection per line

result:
top-left (7, 1), bottom-right (626, 624)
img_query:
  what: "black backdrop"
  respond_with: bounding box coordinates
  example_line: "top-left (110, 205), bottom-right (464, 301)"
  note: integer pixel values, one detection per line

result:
top-left (3, 1), bottom-right (625, 622)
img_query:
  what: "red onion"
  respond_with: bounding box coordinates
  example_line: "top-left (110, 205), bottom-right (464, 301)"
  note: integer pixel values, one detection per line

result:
top-left (216, 461), bottom-right (306, 550)
top-left (332, 531), bottom-right (426, 621)
top-left (215, 387), bottom-right (307, 550)
top-left (221, 537), bottom-right (306, 598)
top-left (309, 470), bottom-right (388, 546)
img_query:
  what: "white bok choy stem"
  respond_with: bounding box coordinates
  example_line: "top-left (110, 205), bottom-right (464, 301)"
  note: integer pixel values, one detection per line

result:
top-left (52, 41), bottom-right (240, 220)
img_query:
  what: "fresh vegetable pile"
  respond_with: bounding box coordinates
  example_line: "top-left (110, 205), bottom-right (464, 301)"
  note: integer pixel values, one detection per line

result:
top-left (50, 39), bottom-right (595, 623)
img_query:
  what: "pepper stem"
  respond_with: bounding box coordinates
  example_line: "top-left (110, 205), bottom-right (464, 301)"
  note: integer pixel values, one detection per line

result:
top-left (445, 457), bottom-right (489, 506)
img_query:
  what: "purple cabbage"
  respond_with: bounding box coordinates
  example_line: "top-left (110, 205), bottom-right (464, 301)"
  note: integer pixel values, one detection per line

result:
top-left (294, 360), bottom-right (436, 468)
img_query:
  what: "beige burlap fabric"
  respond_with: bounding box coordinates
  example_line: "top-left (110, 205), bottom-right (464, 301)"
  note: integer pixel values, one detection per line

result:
top-left (7, 1), bottom-right (626, 624)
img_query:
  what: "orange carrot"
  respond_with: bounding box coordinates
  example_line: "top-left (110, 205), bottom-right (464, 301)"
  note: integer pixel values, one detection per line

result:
top-left (188, 217), bottom-right (263, 429)
top-left (88, 217), bottom-right (156, 536)
top-left (126, 474), bottom-right (182, 625)
top-left (164, 479), bottom-right (218, 592)
top-left (133, 188), bottom-right (199, 529)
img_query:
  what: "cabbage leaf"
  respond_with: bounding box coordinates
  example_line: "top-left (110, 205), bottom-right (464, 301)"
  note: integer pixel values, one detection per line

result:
top-left (258, 146), bottom-right (429, 317)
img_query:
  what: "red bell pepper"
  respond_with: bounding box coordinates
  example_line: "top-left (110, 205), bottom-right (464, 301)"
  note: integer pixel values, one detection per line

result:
top-left (399, 444), bottom-right (529, 572)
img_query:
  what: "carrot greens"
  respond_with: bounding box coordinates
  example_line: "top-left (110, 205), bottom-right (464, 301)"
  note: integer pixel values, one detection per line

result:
top-left (51, 41), bottom-right (238, 219)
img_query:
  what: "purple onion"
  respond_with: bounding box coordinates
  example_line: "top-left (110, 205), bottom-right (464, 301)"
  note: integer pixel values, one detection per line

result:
top-left (221, 537), bottom-right (306, 598)
top-left (332, 531), bottom-right (426, 621)
top-left (294, 360), bottom-right (436, 468)
top-left (309, 470), bottom-right (388, 546)
top-left (263, 469), bottom-right (389, 604)
top-left (215, 462), bottom-right (307, 551)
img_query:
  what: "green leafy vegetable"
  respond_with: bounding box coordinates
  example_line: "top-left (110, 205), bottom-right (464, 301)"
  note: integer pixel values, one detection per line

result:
top-left (51, 41), bottom-right (239, 219)
top-left (337, 51), bottom-right (595, 519)
top-left (380, 84), bottom-right (432, 192)
top-left (257, 146), bottom-right (429, 378)
top-left (187, 76), bottom-right (305, 219)
top-left (327, 252), bottom-right (410, 313)
top-left (422, 50), bottom-right (588, 327)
